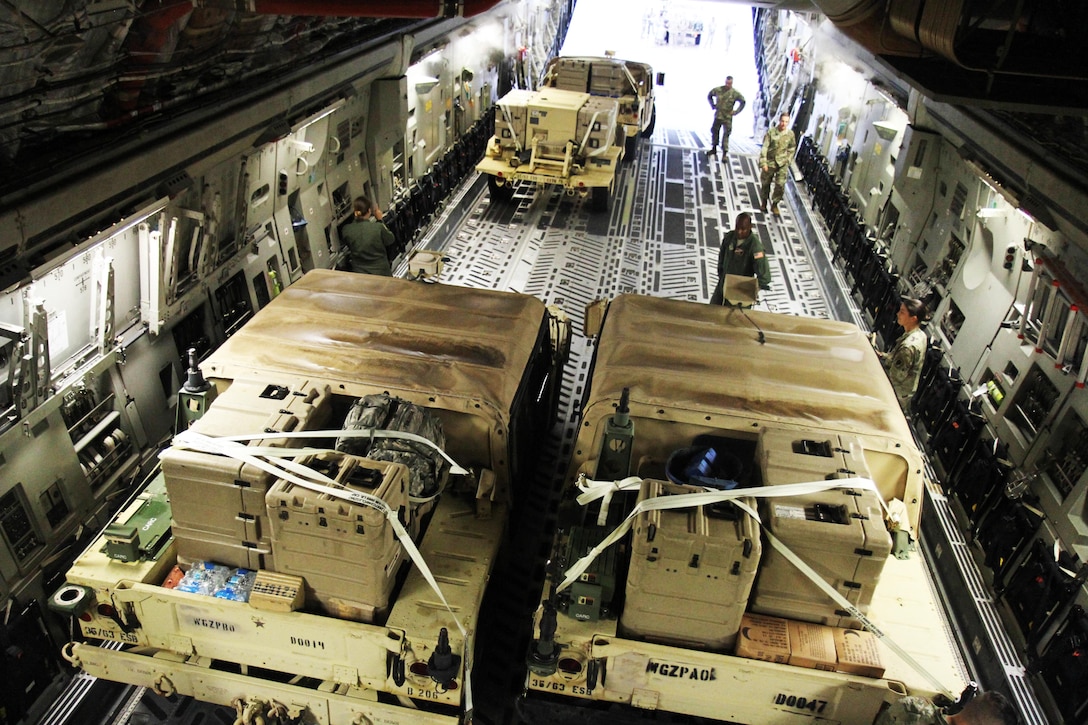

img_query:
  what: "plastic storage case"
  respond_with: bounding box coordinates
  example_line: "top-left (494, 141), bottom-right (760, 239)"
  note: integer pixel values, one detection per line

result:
top-left (161, 379), bottom-right (331, 570)
top-left (496, 89), bottom-right (533, 149)
top-left (621, 479), bottom-right (762, 650)
top-left (750, 428), bottom-right (891, 627)
top-left (576, 98), bottom-right (618, 150)
top-left (527, 89), bottom-right (590, 142)
top-left (265, 451), bottom-right (410, 623)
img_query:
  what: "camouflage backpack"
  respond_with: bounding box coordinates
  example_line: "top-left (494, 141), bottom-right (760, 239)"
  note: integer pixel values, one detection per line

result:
top-left (336, 393), bottom-right (447, 498)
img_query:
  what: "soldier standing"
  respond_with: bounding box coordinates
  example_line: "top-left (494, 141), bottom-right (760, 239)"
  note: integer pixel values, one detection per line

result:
top-left (759, 112), bottom-right (797, 216)
top-left (342, 196), bottom-right (397, 276)
top-left (709, 212), bottom-right (771, 305)
top-left (706, 76), bottom-right (746, 157)
top-left (874, 691), bottom-right (1018, 725)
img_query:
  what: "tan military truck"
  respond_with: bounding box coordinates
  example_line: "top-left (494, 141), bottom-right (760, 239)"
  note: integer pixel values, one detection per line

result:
top-left (476, 87), bottom-right (625, 211)
top-left (519, 294), bottom-right (970, 724)
top-left (541, 55), bottom-right (659, 155)
top-left (49, 270), bottom-right (569, 725)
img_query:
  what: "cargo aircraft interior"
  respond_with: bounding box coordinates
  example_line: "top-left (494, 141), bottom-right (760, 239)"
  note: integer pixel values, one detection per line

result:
top-left (1, 1), bottom-right (1087, 724)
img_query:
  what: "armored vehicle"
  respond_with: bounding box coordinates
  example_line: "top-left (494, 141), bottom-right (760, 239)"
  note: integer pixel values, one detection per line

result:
top-left (519, 294), bottom-right (969, 724)
top-left (50, 270), bottom-right (568, 725)
top-left (475, 87), bottom-right (625, 211)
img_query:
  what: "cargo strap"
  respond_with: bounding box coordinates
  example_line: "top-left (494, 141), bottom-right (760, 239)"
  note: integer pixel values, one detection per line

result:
top-left (221, 428), bottom-right (469, 506)
top-left (219, 428), bottom-right (469, 474)
top-left (580, 475), bottom-right (642, 525)
top-left (498, 102), bottom-right (524, 153)
top-left (563, 475), bottom-right (957, 701)
top-left (577, 110), bottom-right (612, 158)
top-left (170, 429), bottom-right (476, 717)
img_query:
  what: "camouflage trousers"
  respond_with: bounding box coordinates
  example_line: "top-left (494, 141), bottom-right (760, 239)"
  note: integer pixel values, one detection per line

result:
top-left (760, 163), bottom-right (789, 208)
top-left (710, 117), bottom-right (733, 153)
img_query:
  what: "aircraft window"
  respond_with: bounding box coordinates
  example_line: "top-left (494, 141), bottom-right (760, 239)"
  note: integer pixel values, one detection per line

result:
top-left (940, 299), bottom-right (965, 344)
top-left (39, 482), bottom-right (70, 528)
top-left (933, 234), bottom-right (964, 290)
top-left (158, 362), bottom-right (176, 399)
top-left (1024, 280), bottom-right (1047, 343)
top-left (1071, 324), bottom-right (1088, 374)
top-left (336, 119), bottom-right (351, 150)
top-left (332, 182), bottom-right (351, 221)
top-left (1041, 410), bottom-right (1088, 499)
top-left (288, 191), bottom-right (307, 228)
top-left (0, 487), bottom-right (41, 562)
top-left (250, 183), bottom-right (271, 208)
top-left (0, 340), bottom-right (11, 412)
top-left (949, 182), bottom-right (968, 220)
top-left (1006, 363), bottom-right (1059, 441)
top-left (1035, 289), bottom-right (1079, 363)
top-left (253, 272), bottom-right (271, 309)
top-left (913, 139), bottom-right (928, 167)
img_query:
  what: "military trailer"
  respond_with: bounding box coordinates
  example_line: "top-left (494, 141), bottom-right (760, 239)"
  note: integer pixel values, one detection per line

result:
top-left (541, 55), bottom-right (658, 155)
top-left (519, 294), bottom-right (969, 724)
top-left (475, 87), bottom-right (625, 211)
top-left (49, 270), bottom-right (568, 725)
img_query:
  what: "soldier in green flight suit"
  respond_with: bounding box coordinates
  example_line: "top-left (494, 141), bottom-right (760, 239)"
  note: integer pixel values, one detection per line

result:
top-left (759, 112), bottom-right (797, 216)
top-left (706, 76), bottom-right (746, 157)
top-left (709, 212), bottom-right (771, 305)
top-left (342, 196), bottom-right (397, 276)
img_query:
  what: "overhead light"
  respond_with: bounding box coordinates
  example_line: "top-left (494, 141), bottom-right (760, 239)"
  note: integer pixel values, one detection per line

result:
top-left (415, 77), bottom-right (440, 94)
top-left (1018, 191), bottom-right (1058, 230)
top-left (869, 82), bottom-right (905, 109)
top-left (872, 120), bottom-right (899, 140)
top-left (254, 117), bottom-right (292, 147)
top-left (32, 197), bottom-right (169, 280)
top-left (292, 98), bottom-right (346, 132)
top-left (964, 159), bottom-right (1019, 208)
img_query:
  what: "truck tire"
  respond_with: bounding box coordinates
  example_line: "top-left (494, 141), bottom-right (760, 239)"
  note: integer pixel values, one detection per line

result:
top-left (487, 175), bottom-right (515, 204)
top-left (591, 185), bottom-right (610, 212)
top-left (641, 106), bottom-right (656, 138)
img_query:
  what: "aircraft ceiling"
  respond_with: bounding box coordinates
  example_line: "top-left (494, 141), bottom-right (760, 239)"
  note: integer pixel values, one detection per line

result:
top-left (0, 1), bottom-right (1086, 214)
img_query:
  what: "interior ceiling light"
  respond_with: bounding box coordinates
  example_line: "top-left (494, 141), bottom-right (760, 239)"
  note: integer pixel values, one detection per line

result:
top-left (872, 121), bottom-right (899, 140)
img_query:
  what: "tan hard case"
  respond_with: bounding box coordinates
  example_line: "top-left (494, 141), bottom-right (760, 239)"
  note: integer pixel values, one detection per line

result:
top-left (621, 479), bottom-right (762, 650)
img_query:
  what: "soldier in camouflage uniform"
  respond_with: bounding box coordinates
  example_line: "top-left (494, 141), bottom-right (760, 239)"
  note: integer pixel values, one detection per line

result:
top-left (874, 691), bottom-right (1018, 725)
top-left (758, 112), bottom-right (797, 216)
top-left (706, 76), bottom-right (746, 156)
top-left (875, 696), bottom-right (944, 725)
top-left (878, 298), bottom-right (930, 412)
